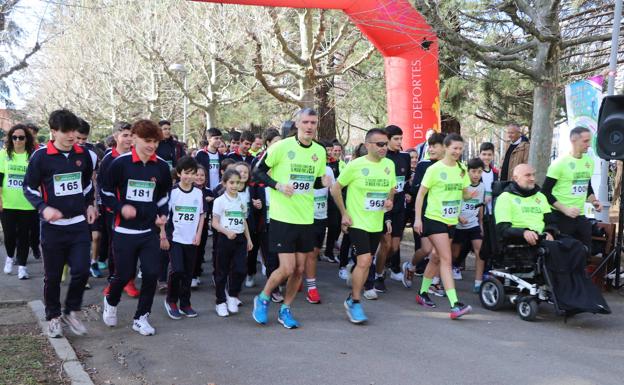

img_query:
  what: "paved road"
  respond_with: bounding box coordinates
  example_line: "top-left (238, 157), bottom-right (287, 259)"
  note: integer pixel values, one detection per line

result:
top-left (1, 241), bottom-right (623, 385)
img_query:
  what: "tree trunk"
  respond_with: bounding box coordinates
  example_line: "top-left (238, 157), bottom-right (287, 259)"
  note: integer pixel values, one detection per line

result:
top-left (316, 80), bottom-right (336, 141)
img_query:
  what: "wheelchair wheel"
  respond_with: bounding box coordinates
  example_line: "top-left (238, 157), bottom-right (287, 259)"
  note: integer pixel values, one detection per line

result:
top-left (479, 278), bottom-right (506, 311)
top-left (517, 297), bottom-right (538, 321)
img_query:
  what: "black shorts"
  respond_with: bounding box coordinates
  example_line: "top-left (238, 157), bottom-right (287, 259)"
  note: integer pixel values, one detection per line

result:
top-left (89, 212), bottom-right (104, 233)
top-left (349, 227), bottom-right (382, 257)
top-left (268, 219), bottom-right (315, 254)
top-left (312, 219), bottom-right (327, 249)
top-left (422, 217), bottom-right (455, 238)
top-left (452, 226), bottom-right (482, 244)
top-left (383, 209), bottom-right (406, 237)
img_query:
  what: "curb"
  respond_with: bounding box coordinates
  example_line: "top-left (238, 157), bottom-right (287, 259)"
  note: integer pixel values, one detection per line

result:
top-left (28, 300), bottom-right (95, 385)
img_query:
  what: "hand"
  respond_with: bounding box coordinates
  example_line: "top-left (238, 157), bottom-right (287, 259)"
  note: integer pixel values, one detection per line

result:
top-left (86, 205), bottom-right (98, 224)
top-left (155, 215), bottom-right (167, 227)
top-left (121, 204), bottom-right (136, 220)
top-left (384, 199), bottom-right (393, 211)
top-left (252, 199), bottom-right (262, 209)
top-left (405, 193), bottom-right (412, 203)
top-left (523, 230), bottom-right (539, 246)
top-left (341, 213), bottom-right (353, 233)
top-left (484, 196), bottom-right (492, 205)
top-left (226, 230), bottom-right (236, 240)
top-left (458, 216), bottom-right (468, 225)
top-left (563, 206), bottom-right (580, 219)
top-left (321, 174), bottom-right (332, 188)
top-left (413, 219), bottom-right (423, 235)
top-left (385, 221), bottom-right (392, 235)
top-left (247, 239), bottom-right (254, 251)
top-left (193, 234), bottom-right (201, 246)
top-left (205, 196), bottom-right (214, 203)
top-left (545, 233), bottom-right (554, 241)
top-left (42, 206), bottom-right (63, 222)
top-left (277, 183), bottom-right (294, 197)
top-left (160, 238), bottom-right (170, 251)
top-left (592, 200), bottom-right (603, 213)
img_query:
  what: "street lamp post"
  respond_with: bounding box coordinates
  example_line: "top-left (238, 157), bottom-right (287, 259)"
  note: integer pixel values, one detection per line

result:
top-left (168, 63), bottom-right (188, 144)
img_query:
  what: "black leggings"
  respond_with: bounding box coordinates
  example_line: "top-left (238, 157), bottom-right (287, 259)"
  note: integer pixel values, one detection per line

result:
top-left (1, 209), bottom-right (38, 266)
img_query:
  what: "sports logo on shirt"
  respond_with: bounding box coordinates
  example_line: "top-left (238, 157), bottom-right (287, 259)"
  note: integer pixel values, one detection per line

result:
top-left (75, 160), bottom-right (82, 167)
top-left (514, 197), bottom-right (521, 204)
top-left (384, 167), bottom-right (390, 175)
top-left (535, 197), bottom-right (541, 204)
top-left (585, 162), bottom-right (591, 168)
top-left (311, 154), bottom-right (318, 162)
top-left (569, 162), bottom-right (575, 170)
top-left (361, 168), bottom-right (369, 176)
top-left (150, 177), bottom-right (157, 183)
top-left (288, 151), bottom-right (296, 160)
top-left (440, 172), bottom-right (447, 180)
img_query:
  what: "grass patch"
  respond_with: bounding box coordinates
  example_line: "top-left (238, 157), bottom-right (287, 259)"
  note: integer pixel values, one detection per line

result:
top-left (0, 323), bottom-right (69, 385)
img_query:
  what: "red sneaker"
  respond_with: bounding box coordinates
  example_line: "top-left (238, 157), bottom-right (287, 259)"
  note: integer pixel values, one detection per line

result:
top-left (102, 284), bottom-right (110, 296)
top-left (124, 279), bottom-right (140, 298)
top-left (306, 288), bottom-right (321, 304)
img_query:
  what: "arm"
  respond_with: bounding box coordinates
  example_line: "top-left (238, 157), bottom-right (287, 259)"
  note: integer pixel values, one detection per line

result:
top-left (156, 165), bottom-right (172, 219)
top-left (243, 218), bottom-right (253, 251)
top-left (0, 172), bottom-right (3, 211)
top-left (100, 161), bottom-right (123, 213)
top-left (159, 224), bottom-right (169, 250)
top-left (413, 185), bottom-right (428, 234)
top-left (211, 213), bottom-right (235, 239)
top-left (542, 176), bottom-right (579, 218)
top-left (194, 213), bottom-right (205, 246)
top-left (586, 180), bottom-right (602, 212)
top-left (252, 154), bottom-right (293, 195)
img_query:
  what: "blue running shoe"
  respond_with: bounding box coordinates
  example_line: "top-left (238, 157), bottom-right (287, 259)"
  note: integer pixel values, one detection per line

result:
top-left (179, 306), bottom-right (198, 318)
top-left (450, 302), bottom-right (472, 320)
top-left (252, 295), bottom-right (269, 325)
top-left (164, 300), bottom-right (182, 320)
top-left (90, 263), bottom-right (103, 278)
top-left (344, 298), bottom-right (368, 324)
top-left (277, 307), bottom-right (300, 329)
top-left (97, 261), bottom-right (108, 271)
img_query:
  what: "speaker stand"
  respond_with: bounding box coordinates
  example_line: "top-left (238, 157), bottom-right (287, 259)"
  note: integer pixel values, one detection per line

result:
top-left (591, 163), bottom-right (623, 290)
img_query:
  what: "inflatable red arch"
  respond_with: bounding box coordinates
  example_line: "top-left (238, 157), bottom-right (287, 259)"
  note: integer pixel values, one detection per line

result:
top-left (195, 0), bottom-right (440, 148)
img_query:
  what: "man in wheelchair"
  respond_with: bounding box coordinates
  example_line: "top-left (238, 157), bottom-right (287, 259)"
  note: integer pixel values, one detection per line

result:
top-left (485, 164), bottom-right (610, 320)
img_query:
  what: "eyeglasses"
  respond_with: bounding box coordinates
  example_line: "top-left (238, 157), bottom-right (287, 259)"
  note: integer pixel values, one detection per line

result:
top-left (367, 141), bottom-right (388, 148)
top-left (12, 135), bottom-right (26, 141)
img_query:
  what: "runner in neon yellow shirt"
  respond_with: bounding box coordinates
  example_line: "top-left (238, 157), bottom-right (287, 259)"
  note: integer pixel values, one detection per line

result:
top-left (331, 128), bottom-right (396, 324)
top-left (542, 126), bottom-right (602, 250)
top-left (251, 108), bottom-right (330, 329)
top-left (413, 133), bottom-right (474, 319)
top-left (1, 125), bottom-right (37, 279)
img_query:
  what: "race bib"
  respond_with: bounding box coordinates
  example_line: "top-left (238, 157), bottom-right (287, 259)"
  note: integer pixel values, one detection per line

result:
top-left (364, 192), bottom-right (387, 211)
top-left (209, 158), bottom-right (220, 170)
top-left (571, 179), bottom-right (589, 196)
top-left (126, 179), bottom-right (155, 202)
top-left (53, 172), bottom-right (82, 196)
top-left (396, 176), bottom-right (405, 193)
top-left (6, 174), bottom-right (24, 189)
top-left (223, 210), bottom-right (245, 233)
top-left (314, 195), bottom-right (328, 218)
top-left (289, 174), bottom-right (314, 194)
top-left (442, 200), bottom-right (461, 219)
top-left (173, 206), bottom-right (197, 223)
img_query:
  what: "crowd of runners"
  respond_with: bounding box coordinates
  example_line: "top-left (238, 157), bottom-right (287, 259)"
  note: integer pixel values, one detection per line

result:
top-left (0, 107), bottom-right (602, 336)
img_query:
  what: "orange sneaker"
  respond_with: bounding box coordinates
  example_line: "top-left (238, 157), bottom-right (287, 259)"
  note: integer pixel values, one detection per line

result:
top-left (306, 287), bottom-right (321, 304)
top-left (124, 279), bottom-right (140, 298)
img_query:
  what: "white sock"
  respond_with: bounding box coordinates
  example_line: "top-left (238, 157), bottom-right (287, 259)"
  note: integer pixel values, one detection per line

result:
top-left (432, 276), bottom-right (440, 285)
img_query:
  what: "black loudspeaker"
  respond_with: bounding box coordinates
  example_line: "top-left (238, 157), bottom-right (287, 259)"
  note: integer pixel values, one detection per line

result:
top-left (597, 95), bottom-right (624, 160)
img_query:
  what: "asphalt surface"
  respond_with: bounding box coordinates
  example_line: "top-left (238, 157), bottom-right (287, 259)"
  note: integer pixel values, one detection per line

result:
top-left (1, 240), bottom-right (624, 385)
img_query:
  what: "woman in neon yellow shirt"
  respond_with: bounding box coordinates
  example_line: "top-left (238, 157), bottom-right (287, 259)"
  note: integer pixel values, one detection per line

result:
top-left (1, 124), bottom-right (37, 279)
top-left (413, 133), bottom-right (474, 319)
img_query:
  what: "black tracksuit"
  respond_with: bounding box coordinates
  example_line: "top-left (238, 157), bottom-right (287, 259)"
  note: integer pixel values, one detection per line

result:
top-left (101, 149), bottom-right (172, 319)
top-left (23, 141), bottom-right (96, 320)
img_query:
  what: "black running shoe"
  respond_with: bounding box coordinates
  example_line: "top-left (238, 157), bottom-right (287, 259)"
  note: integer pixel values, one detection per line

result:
top-left (373, 277), bottom-right (387, 293)
top-left (415, 292), bottom-right (436, 308)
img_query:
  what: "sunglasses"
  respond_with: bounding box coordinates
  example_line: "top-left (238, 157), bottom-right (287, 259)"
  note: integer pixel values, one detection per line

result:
top-left (367, 141), bottom-right (388, 148)
top-left (12, 135), bottom-right (26, 141)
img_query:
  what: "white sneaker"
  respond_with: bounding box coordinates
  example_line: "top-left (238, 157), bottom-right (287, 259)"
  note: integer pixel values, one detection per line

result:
top-left (102, 297), bottom-right (117, 327)
top-left (137, 270), bottom-right (142, 279)
top-left (338, 267), bottom-right (348, 280)
top-left (196, 277), bottom-right (202, 285)
top-left (215, 303), bottom-right (229, 317)
top-left (363, 289), bottom-right (378, 300)
top-left (62, 311), bottom-right (87, 336)
top-left (245, 275), bottom-right (255, 288)
top-left (191, 278), bottom-right (199, 288)
top-left (132, 313), bottom-right (155, 336)
top-left (3, 257), bottom-right (14, 274)
top-left (47, 317), bottom-right (63, 338)
top-left (261, 263), bottom-right (267, 276)
top-left (389, 270), bottom-right (404, 282)
top-left (17, 266), bottom-right (29, 280)
top-left (226, 296), bottom-right (239, 314)
top-left (452, 267), bottom-right (463, 280)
